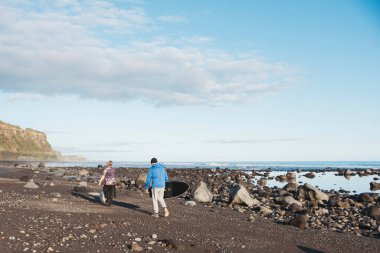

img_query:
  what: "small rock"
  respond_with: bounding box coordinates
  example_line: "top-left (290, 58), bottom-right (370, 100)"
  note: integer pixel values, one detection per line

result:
top-left (132, 243), bottom-right (143, 251)
top-left (78, 169), bottom-right (89, 176)
top-left (289, 215), bottom-right (308, 229)
top-left (51, 192), bottom-right (62, 198)
top-left (185, 200), bottom-right (196, 206)
top-left (152, 234), bottom-right (157, 239)
top-left (260, 206), bottom-right (272, 216)
top-left (79, 181), bottom-right (88, 187)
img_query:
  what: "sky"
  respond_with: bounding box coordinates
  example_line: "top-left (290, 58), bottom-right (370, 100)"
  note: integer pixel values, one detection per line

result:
top-left (1, 0), bottom-right (379, 162)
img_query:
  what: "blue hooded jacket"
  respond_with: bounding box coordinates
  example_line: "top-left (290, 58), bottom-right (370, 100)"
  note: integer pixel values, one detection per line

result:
top-left (145, 163), bottom-right (169, 189)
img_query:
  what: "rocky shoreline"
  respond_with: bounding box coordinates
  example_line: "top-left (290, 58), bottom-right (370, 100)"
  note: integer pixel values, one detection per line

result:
top-left (0, 163), bottom-right (379, 252)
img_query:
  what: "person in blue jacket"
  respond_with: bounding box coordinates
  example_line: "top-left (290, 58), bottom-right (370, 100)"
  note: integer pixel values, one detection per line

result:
top-left (145, 158), bottom-right (169, 217)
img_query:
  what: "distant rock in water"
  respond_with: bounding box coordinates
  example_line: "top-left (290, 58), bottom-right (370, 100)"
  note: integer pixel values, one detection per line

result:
top-left (370, 181), bottom-right (380, 191)
top-left (0, 121), bottom-right (61, 160)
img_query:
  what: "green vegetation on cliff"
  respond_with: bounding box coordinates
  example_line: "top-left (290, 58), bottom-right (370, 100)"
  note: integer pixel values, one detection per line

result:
top-left (0, 121), bottom-right (61, 160)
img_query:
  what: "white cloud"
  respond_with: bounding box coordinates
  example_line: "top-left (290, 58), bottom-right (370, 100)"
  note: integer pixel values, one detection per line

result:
top-left (158, 15), bottom-right (186, 23)
top-left (0, 1), bottom-right (298, 106)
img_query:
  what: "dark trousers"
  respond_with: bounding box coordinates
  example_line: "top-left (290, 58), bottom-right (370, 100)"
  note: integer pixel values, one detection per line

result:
top-left (103, 185), bottom-right (116, 204)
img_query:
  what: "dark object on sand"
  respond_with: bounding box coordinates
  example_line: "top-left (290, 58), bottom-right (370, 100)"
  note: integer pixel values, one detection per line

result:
top-left (38, 162), bottom-right (45, 168)
top-left (97, 164), bottom-right (103, 169)
top-left (149, 181), bottom-right (190, 199)
top-left (19, 175), bottom-right (29, 182)
top-left (73, 186), bottom-right (87, 193)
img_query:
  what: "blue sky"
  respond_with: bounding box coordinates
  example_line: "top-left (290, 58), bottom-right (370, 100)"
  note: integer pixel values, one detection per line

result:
top-left (1, 0), bottom-right (379, 161)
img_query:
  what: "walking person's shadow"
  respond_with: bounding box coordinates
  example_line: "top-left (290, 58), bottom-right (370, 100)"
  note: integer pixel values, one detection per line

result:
top-left (71, 191), bottom-right (151, 215)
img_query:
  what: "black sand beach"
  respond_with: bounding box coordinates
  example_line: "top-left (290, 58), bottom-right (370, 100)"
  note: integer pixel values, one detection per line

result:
top-left (0, 163), bottom-right (379, 253)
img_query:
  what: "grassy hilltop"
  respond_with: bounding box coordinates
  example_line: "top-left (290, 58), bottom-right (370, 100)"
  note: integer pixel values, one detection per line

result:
top-left (0, 121), bottom-right (61, 160)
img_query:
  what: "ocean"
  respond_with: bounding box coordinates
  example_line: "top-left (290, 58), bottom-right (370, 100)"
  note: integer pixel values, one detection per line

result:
top-left (45, 161), bottom-right (380, 170)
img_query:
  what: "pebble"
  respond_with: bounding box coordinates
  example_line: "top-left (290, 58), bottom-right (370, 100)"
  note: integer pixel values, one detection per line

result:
top-left (135, 237), bottom-right (141, 241)
top-left (152, 234), bottom-right (157, 239)
top-left (132, 243), bottom-right (143, 251)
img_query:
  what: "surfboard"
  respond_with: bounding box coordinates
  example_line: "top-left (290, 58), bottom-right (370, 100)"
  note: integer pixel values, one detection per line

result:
top-left (149, 181), bottom-right (189, 199)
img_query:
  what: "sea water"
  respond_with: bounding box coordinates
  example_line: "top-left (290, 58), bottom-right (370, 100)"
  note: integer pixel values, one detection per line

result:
top-left (44, 161), bottom-right (380, 194)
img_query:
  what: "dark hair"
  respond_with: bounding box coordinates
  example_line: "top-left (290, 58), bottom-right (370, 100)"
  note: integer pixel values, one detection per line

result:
top-left (151, 158), bottom-right (158, 164)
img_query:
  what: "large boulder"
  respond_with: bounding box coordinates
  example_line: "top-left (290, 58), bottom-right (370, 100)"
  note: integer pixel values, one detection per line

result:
top-left (193, 181), bottom-right (213, 203)
top-left (370, 181), bottom-right (380, 191)
top-left (229, 183), bottom-right (260, 207)
top-left (136, 173), bottom-right (147, 186)
top-left (303, 172), bottom-right (315, 179)
top-left (366, 206), bottom-right (380, 219)
top-left (302, 183), bottom-right (328, 201)
top-left (281, 196), bottom-right (302, 207)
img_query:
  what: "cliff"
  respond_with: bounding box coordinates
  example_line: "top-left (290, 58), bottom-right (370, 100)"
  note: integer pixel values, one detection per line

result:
top-left (0, 121), bottom-right (61, 161)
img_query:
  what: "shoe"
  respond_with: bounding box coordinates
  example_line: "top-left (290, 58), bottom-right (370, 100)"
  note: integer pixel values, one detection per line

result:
top-left (151, 213), bottom-right (159, 218)
top-left (164, 208), bottom-right (169, 217)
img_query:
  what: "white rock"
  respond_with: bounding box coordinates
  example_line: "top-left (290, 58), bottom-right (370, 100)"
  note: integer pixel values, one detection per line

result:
top-left (185, 200), bottom-right (197, 206)
top-left (152, 234), bottom-right (157, 239)
top-left (78, 169), bottom-right (89, 176)
top-left (49, 183), bottom-right (55, 186)
top-left (51, 192), bottom-right (62, 198)
top-left (136, 173), bottom-right (147, 185)
top-left (260, 206), bottom-right (272, 216)
top-left (23, 181), bottom-right (39, 189)
top-left (229, 183), bottom-right (260, 207)
top-left (193, 181), bottom-right (213, 203)
top-left (79, 181), bottom-right (88, 187)
top-left (303, 183), bottom-right (329, 201)
top-left (135, 237), bottom-right (141, 241)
